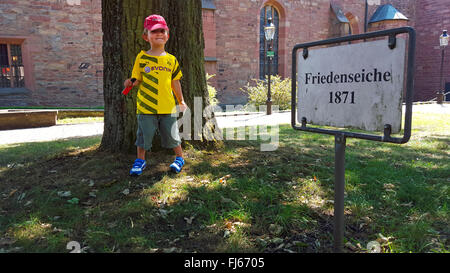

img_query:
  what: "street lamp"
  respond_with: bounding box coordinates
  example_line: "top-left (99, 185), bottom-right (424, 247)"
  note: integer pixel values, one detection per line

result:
top-left (438, 30), bottom-right (448, 104)
top-left (264, 17), bottom-right (275, 115)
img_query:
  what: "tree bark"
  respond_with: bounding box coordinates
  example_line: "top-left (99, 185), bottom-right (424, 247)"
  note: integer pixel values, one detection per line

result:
top-left (101, 0), bottom-right (216, 153)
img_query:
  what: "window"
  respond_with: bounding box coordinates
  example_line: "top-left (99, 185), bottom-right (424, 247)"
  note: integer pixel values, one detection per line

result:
top-left (259, 5), bottom-right (279, 79)
top-left (0, 43), bottom-right (25, 88)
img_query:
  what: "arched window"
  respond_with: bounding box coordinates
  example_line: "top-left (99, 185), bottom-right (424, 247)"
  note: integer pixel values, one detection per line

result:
top-left (259, 5), bottom-right (279, 80)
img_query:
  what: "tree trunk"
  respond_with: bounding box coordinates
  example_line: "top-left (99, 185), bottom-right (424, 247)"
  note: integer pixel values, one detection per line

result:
top-left (101, 0), bottom-right (216, 153)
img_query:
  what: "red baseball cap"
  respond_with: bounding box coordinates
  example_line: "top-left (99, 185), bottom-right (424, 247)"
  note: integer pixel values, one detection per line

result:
top-left (144, 14), bottom-right (169, 31)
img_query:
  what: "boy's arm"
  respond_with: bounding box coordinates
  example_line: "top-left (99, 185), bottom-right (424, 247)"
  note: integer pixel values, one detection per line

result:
top-left (125, 53), bottom-right (143, 88)
top-left (172, 80), bottom-right (187, 112)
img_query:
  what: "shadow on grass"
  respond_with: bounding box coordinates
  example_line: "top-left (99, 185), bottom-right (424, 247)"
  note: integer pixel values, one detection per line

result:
top-left (0, 125), bottom-right (448, 253)
top-left (0, 136), bottom-right (102, 168)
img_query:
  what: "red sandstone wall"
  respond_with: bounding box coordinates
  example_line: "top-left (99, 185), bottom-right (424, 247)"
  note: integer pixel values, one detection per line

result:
top-left (0, 0), bottom-right (442, 106)
top-left (0, 0), bottom-right (103, 107)
top-left (414, 0), bottom-right (450, 101)
top-left (212, 0), bottom-right (422, 105)
top-left (202, 8), bottom-right (218, 87)
top-left (214, 0), bottom-right (343, 104)
top-left (212, 0), bottom-right (373, 105)
top-left (203, 9), bottom-right (217, 59)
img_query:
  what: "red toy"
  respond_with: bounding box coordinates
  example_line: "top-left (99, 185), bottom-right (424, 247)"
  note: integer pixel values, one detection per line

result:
top-left (122, 78), bottom-right (136, 95)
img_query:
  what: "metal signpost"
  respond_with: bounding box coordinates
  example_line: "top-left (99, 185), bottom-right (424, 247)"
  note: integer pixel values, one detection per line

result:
top-left (291, 27), bottom-right (416, 252)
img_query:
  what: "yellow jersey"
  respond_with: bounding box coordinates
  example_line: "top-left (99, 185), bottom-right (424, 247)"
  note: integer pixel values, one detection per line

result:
top-left (131, 51), bottom-right (183, 114)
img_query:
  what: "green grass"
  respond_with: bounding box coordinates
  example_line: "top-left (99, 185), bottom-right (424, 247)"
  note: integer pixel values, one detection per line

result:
top-left (0, 106), bottom-right (104, 110)
top-left (0, 112), bottom-right (448, 253)
top-left (0, 136), bottom-right (101, 168)
top-left (57, 117), bottom-right (104, 125)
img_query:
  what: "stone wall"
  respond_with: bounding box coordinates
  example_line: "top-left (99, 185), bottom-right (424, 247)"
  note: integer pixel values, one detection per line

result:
top-left (414, 0), bottom-right (450, 101)
top-left (0, 0), bottom-right (103, 107)
top-left (211, 0), bottom-right (423, 105)
top-left (202, 7), bottom-right (218, 87)
top-left (213, 0), bottom-right (372, 105)
top-left (0, 0), bottom-right (444, 107)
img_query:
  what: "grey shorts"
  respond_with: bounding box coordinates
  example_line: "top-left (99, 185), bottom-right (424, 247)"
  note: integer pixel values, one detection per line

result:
top-left (135, 114), bottom-right (181, 151)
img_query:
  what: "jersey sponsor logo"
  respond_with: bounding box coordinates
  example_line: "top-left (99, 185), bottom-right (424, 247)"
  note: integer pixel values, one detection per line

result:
top-left (144, 65), bottom-right (172, 73)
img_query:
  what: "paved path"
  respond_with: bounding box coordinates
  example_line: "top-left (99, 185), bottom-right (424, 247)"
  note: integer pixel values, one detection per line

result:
top-left (0, 123), bottom-right (104, 145)
top-left (408, 103), bottom-right (450, 114)
top-left (0, 103), bottom-right (448, 145)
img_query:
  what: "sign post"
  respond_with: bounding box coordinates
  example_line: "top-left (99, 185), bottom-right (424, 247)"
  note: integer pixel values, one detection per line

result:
top-left (334, 133), bottom-right (346, 252)
top-left (291, 27), bottom-right (416, 252)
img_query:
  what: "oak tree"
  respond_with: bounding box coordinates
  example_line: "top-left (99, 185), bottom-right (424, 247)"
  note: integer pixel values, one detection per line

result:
top-left (101, 0), bottom-right (219, 152)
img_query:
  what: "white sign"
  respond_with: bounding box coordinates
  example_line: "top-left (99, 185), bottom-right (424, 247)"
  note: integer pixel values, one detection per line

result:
top-left (367, 0), bottom-right (381, 5)
top-left (297, 38), bottom-right (406, 133)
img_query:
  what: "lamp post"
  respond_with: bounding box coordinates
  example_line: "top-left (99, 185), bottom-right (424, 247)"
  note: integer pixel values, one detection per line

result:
top-left (438, 30), bottom-right (449, 104)
top-left (364, 0), bottom-right (368, 33)
top-left (264, 17), bottom-right (275, 115)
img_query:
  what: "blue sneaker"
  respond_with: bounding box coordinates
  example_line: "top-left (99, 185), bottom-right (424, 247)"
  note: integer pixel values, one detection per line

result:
top-left (130, 159), bottom-right (147, 176)
top-left (170, 157), bottom-right (185, 174)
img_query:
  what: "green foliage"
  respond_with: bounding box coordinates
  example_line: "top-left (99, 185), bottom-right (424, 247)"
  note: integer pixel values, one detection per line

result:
top-left (241, 75), bottom-right (291, 110)
top-left (206, 73), bottom-right (219, 106)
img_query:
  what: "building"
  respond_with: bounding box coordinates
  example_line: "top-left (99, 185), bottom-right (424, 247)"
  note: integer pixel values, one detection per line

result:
top-left (0, 0), bottom-right (448, 107)
top-left (0, 0), bottom-right (102, 107)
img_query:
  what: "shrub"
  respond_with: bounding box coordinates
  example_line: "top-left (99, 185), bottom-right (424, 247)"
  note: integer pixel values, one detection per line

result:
top-left (206, 73), bottom-right (219, 106)
top-left (241, 75), bottom-right (291, 110)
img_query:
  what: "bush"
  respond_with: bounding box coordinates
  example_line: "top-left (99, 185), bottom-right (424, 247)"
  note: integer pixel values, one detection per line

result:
top-left (206, 73), bottom-right (219, 106)
top-left (241, 75), bottom-right (291, 110)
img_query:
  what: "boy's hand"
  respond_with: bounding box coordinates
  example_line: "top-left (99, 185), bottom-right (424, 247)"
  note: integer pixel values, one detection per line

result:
top-left (124, 78), bottom-right (136, 88)
top-left (122, 78), bottom-right (137, 95)
top-left (179, 101), bottom-right (187, 113)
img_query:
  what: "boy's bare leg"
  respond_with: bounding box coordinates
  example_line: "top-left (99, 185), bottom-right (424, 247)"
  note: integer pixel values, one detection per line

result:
top-left (137, 146), bottom-right (146, 160)
top-left (173, 145), bottom-right (183, 158)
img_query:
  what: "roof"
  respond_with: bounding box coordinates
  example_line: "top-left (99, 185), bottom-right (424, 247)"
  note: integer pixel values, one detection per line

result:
top-left (369, 4), bottom-right (408, 24)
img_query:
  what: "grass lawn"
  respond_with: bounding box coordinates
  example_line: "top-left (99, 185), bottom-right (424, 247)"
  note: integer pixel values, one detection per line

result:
top-left (0, 112), bottom-right (448, 253)
top-left (57, 117), bottom-right (104, 125)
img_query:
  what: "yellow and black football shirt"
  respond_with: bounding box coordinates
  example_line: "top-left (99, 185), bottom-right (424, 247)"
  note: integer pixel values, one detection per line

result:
top-left (131, 51), bottom-right (183, 114)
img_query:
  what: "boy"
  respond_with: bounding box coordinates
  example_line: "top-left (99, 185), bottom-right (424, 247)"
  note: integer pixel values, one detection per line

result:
top-left (123, 14), bottom-right (187, 176)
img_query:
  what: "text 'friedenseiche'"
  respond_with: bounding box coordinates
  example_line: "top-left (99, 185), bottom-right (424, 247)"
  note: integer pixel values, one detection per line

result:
top-left (304, 68), bottom-right (392, 85)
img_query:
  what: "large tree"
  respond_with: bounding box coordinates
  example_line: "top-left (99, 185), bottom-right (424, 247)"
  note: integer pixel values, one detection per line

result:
top-left (100, 0), bottom-right (218, 152)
